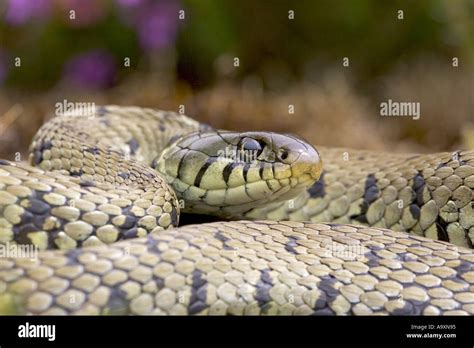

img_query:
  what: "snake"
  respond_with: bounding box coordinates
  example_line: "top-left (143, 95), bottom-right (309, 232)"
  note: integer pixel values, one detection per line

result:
top-left (0, 105), bottom-right (473, 315)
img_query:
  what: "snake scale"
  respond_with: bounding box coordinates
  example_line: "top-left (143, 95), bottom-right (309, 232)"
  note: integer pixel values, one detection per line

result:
top-left (0, 105), bottom-right (473, 315)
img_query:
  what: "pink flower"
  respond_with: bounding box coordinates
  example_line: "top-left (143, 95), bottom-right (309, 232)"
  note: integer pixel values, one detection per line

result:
top-left (5, 0), bottom-right (52, 26)
top-left (116, 0), bottom-right (182, 51)
top-left (62, 50), bottom-right (116, 89)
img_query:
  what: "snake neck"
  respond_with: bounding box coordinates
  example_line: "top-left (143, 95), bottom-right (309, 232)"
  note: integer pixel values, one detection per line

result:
top-left (245, 147), bottom-right (474, 248)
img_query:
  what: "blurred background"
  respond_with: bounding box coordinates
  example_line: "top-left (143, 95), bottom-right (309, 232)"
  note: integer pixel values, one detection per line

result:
top-left (0, 0), bottom-right (472, 160)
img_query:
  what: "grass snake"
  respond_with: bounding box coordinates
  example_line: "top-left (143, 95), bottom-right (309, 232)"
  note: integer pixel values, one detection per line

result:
top-left (0, 105), bottom-right (473, 315)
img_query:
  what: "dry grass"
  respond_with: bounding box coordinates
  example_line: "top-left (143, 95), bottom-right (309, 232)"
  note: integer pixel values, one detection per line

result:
top-left (0, 59), bottom-right (471, 160)
top-left (377, 58), bottom-right (473, 151)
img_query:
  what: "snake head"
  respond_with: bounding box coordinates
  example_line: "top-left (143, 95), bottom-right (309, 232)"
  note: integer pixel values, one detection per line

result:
top-left (154, 131), bottom-right (322, 217)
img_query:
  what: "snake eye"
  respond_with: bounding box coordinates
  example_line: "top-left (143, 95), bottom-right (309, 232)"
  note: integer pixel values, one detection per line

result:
top-left (239, 138), bottom-right (263, 161)
top-left (277, 149), bottom-right (290, 162)
top-left (240, 138), bottom-right (262, 152)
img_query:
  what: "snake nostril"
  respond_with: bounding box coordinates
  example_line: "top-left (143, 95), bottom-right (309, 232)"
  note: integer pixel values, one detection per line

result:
top-left (278, 149), bottom-right (289, 161)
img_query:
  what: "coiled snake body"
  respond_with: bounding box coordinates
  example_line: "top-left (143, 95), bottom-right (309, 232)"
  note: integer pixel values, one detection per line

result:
top-left (0, 106), bottom-right (473, 315)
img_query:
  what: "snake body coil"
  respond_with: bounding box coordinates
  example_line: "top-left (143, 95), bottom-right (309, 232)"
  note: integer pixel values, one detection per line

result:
top-left (0, 106), bottom-right (473, 315)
